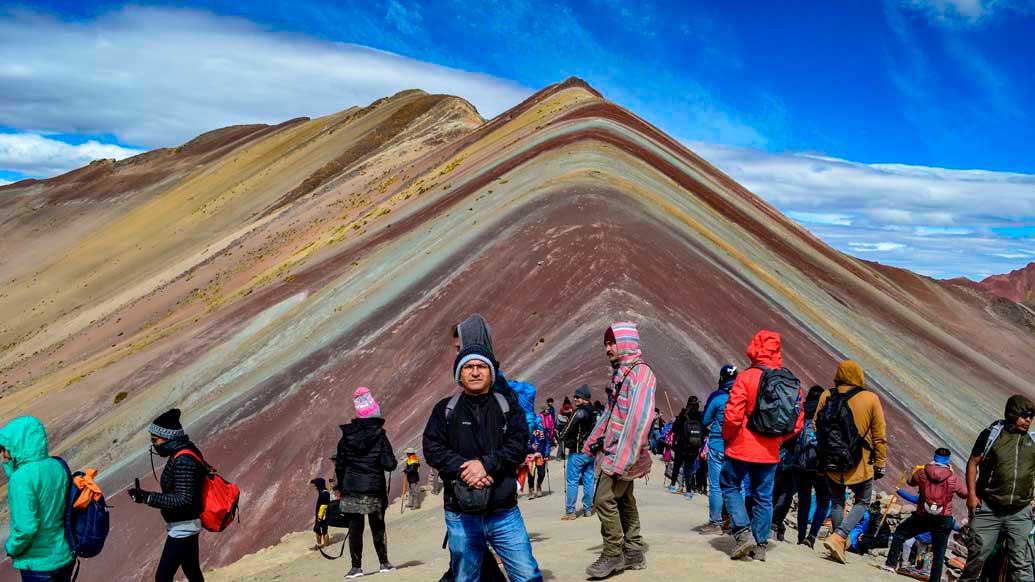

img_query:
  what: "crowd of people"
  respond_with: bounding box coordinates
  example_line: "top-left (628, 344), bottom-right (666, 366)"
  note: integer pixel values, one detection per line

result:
top-left (3, 314), bottom-right (1035, 582)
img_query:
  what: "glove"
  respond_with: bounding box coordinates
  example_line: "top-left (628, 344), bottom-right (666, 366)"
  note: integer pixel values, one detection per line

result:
top-left (127, 487), bottom-right (150, 504)
top-left (874, 466), bottom-right (886, 480)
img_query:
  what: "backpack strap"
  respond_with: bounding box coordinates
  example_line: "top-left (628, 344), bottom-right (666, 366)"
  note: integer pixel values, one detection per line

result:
top-left (173, 449), bottom-right (213, 473)
top-left (444, 391), bottom-right (511, 449)
top-left (52, 457), bottom-right (78, 554)
top-left (980, 421), bottom-right (1006, 462)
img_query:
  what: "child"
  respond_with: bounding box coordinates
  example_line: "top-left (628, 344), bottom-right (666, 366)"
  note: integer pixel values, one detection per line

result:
top-left (403, 447), bottom-right (421, 509)
top-left (311, 477), bottom-right (331, 548)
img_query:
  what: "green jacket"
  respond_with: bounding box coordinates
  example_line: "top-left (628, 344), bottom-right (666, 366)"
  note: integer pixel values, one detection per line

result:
top-left (1, 416), bottom-right (73, 571)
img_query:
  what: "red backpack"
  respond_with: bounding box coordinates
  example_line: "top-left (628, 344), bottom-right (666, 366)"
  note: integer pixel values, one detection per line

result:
top-left (173, 450), bottom-right (240, 532)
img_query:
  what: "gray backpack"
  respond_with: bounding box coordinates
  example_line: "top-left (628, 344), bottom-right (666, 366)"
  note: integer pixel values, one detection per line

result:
top-left (746, 366), bottom-right (802, 437)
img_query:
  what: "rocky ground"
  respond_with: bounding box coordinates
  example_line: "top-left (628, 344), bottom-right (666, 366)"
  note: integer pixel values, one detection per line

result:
top-left (207, 461), bottom-right (893, 581)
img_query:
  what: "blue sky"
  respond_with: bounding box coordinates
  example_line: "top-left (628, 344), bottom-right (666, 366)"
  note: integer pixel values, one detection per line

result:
top-left (2, 0), bottom-right (1034, 279)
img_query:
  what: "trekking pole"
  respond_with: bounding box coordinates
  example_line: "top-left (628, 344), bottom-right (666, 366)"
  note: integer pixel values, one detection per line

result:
top-left (663, 390), bottom-right (675, 419)
top-left (546, 460), bottom-right (552, 494)
top-left (877, 469), bottom-right (912, 531)
top-left (401, 477), bottom-right (407, 515)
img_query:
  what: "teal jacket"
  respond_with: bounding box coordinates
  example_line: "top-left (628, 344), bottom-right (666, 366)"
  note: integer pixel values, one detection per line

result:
top-left (1, 416), bottom-right (73, 571)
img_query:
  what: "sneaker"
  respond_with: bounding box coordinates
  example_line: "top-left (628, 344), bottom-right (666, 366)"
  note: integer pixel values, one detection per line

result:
top-left (667, 485), bottom-right (677, 492)
top-left (684, 492), bottom-right (694, 500)
top-left (562, 513), bottom-right (577, 521)
top-left (379, 563), bottom-right (396, 573)
top-left (345, 568), bottom-right (364, 579)
top-left (750, 544), bottom-right (767, 562)
top-left (729, 529), bottom-right (755, 560)
top-left (623, 549), bottom-right (647, 570)
top-left (799, 535), bottom-right (816, 549)
top-left (880, 564), bottom-right (897, 574)
top-left (699, 523), bottom-right (724, 535)
top-left (586, 553), bottom-right (626, 578)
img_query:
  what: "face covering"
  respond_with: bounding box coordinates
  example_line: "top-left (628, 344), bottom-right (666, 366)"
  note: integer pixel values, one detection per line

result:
top-left (152, 437), bottom-right (185, 458)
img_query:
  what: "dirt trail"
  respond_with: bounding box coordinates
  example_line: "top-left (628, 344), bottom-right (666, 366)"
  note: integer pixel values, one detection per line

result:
top-left (206, 462), bottom-right (888, 581)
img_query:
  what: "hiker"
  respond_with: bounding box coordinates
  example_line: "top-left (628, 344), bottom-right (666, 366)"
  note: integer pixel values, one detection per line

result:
top-left (334, 387), bottom-right (398, 578)
top-left (560, 384), bottom-right (597, 520)
top-left (403, 448), bottom-right (421, 509)
top-left (0, 416), bottom-right (75, 582)
top-left (720, 330), bottom-right (805, 561)
top-left (311, 478), bottom-right (331, 548)
top-left (815, 360), bottom-right (887, 565)
top-left (776, 385), bottom-right (829, 547)
top-left (518, 427), bottom-right (549, 499)
top-left (583, 322), bottom-right (656, 578)
top-left (127, 409), bottom-right (207, 582)
top-left (847, 500), bottom-right (892, 554)
top-left (700, 365), bottom-right (738, 534)
top-left (539, 407), bottom-right (556, 459)
top-left (556, 397), bottom-right (574, 461)
top-left (668, 406), bottom-right (704, 499)
top-left (883, 447), bottom-right (967, 581)
top-left (960, 395), bottom-right (1035, 582)
top-left (423, 335), bottom-right (543, 582)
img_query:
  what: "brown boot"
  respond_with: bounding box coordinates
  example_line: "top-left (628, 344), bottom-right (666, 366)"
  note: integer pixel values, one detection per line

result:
top-left (823, 533), bottom-right (848, 564)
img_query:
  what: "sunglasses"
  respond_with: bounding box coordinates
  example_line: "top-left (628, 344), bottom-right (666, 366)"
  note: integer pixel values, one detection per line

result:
top-left (1020, 411), bottom-right (1035, 420)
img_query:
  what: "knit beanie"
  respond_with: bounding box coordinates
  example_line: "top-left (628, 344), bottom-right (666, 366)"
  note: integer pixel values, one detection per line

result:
top-left (149, 408), bottom-right (185, 440)
top-left (454, 344), bottom-right (497, 385)
top-left (354, 387), bottom-right (381, 419)
top-left (604, 326), bottom-right (617, 344)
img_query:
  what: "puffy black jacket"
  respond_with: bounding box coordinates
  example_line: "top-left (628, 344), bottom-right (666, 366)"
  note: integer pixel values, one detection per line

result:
top-left (562, 404), bottom-right (597, 453)
top-left (147, 437), bottom-right (207, 524)
top-left (423, 388), bottom-right (527, 514)
top-left (335, 418), bottom-right (398, 496)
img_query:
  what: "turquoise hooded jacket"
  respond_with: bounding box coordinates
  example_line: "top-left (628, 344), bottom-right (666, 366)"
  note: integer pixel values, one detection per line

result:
top-left (0, 416), bottom-right (74, 572)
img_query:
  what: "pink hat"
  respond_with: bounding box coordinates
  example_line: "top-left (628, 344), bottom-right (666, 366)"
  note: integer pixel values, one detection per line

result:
top-left (354, 387), bottom-right (381, 419)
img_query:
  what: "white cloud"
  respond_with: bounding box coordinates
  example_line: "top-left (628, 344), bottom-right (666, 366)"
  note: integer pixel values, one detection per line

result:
top-left (901, 0), bottom-right (1029, 25)
top-left (689, 141), bottom-right (1035, 279)
top-left (0, 178), bottom-right (11, 186)
top-left (0, 7), bottom-right (532, 150)
top-left (848, 242), bottom-right (908, 252)
top-left (0, 133), bottom-right (142, 178)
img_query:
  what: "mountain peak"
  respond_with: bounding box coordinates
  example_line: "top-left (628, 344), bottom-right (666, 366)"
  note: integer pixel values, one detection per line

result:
top-left (978, 262), bottom-right (1035, 302)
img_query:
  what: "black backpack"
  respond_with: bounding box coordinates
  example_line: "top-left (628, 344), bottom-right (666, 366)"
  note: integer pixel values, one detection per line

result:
top-left (815, 386), bottom-right (869, 473)
top-left (793, 418), bottom-right (819, 472)
top-left (746, 366), bottom-right (802, 436)
top-left (685, 419), bottom-right (704, 449)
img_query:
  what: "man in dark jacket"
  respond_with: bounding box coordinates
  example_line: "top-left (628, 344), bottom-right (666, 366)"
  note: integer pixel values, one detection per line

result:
top-left (128, 408), bottom-right (207, 582)
top-left (560, 384), bottom-right (597, 520)
top-left (423, 338), bottom-right (542, 582)
top-left (961, 395), bottom-right (1035, 582)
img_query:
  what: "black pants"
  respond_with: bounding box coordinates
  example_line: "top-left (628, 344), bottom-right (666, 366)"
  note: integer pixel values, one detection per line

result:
top-left (156, 535), bottom-right (203, 582)
top-left (670, 448), bottom-right (698, 488)
top-left (887, 513), bottom-right (954, 582)
top-left (771, 467), bottom-right (798, 536)
top-left (348, 511), bottom-right (389, 568)
top-left (795, 471), bottom-right (831, 542)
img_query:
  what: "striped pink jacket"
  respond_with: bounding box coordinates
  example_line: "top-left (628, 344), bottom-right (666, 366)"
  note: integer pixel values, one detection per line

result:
top-left (583, 322), bottom-right (656, 479)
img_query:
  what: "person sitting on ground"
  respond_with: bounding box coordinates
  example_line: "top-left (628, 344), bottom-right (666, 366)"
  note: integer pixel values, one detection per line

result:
top-left (127, 408), bottom-right (208, 582)
top-left (311, 477), bottom-right (331, 549)
top-left (334, 387), bottom-right (398, 579)
top-left (815, 360), bottom-right (888, 565)
top-left (0, 416), bottom-right (76, 582)
top-left (423, 335), bottom-right (543, 582)
top-left (883, 447), bottom-right (966, 581)
top-left (404, 448), bottom-right (421, 509)
top-left (959, 395), bottom-right (1035, 582)
top-left (560, 384), bottom-right (597, 520)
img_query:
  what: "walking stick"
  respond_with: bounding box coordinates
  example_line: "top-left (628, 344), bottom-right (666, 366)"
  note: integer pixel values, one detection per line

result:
top-left (546, 459), bottom-right (552, 494)
top-left (877, 469), bottom-right (912, 531)
top-left (400, 477), bottom-right (407, 515)
top-left (663, 390), bottom-right (675, 419)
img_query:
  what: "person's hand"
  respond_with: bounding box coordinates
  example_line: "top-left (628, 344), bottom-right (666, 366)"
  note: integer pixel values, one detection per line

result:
top-left (460, 460), bottom-right (488, 486)
top-left (127, 487), bottom-right (150, 504)
top-left (874, 466), bottom-right (886, 480)
top-left (472, 476), bottom-right (494, 489)
top-left (967, 494), bottom-right (981, 516)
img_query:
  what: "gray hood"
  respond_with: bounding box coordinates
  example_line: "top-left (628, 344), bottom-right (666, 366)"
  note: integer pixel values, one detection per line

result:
top-left (458, 314), bottom-right (494, 352)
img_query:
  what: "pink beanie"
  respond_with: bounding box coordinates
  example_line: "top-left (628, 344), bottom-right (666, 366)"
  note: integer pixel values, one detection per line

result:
top-left (354, 387), bottom-right (381, 419)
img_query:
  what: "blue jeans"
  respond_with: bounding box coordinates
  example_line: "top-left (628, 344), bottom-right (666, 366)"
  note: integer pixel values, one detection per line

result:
top-left (565, 453), bottom-right (595, 515)
top-left (20, 562), bottom-right (74, 582)
top-left (707, 447), bottom-right (725, 525)
top-left (446, 506), bottom-right (543, 582)
top-left (720, 457), bottom-right (778, 545)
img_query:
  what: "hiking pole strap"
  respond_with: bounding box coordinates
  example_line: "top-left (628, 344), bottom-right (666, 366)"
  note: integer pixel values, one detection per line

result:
top-left (319, 532), bottom-right (350, 560)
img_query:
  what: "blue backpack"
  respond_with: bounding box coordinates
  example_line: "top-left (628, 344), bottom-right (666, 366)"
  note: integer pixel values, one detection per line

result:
top-left (54, 458), bottom-right (110, 561)
top-left (507, 380), bottom-right (538, 433)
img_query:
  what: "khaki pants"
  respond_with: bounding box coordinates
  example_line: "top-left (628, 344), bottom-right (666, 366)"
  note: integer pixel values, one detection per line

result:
top-left (594, 472), bottom-right (644, 557)
top-left (960, 503), bottom-right (1034, 582)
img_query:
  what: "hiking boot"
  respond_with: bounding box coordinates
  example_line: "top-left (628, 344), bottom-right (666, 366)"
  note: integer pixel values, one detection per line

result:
top-left (799, 535), bottom-right (816, 549)
top-left (776, 530), bottom-right (786, 543)
top-left (586, 553), bottom-right (626, 578)
top-left (581, 508), bottom-right (594, 518)
top-left (750, 544), bottom-right (767, 562)
top-left (345, 567), bottom-right (364, 579)
top-left (729, 529), bottom-right (755, 560)
top-left (561, 513), bottom-right (577, 521)
top-left (699, 523), bottom-right (723, 535)
top-left (623, 549), bottom-right (647, 570)
top-left (379, 563), bottom-right (396, 573)
top-left (823, 533), bottom-right (848, 564)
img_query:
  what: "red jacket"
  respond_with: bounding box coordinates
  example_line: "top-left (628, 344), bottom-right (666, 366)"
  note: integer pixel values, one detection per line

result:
top-left (912, 463), bottom-right (967, 516)
top-left (722, 330), bottom-right (804, 464)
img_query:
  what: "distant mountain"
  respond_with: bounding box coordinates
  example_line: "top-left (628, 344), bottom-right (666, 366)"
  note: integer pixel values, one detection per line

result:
top-left (978, 262), bottom-right (1035, 303)
top-left (3, 78), bottom-right (1034, 580)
